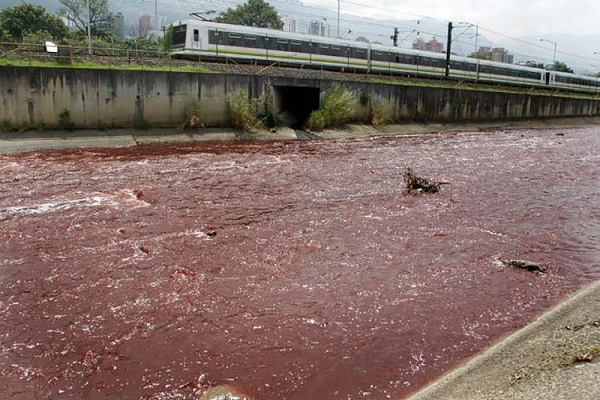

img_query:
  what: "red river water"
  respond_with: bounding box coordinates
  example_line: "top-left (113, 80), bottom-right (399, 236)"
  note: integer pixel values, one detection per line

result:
top-left (1, 127), bottom-right (599, 399)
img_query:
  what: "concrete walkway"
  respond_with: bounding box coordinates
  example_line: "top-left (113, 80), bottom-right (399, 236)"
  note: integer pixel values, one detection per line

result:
top-left (408, 280), bottom-right (600, 400)
top-left (2, 117), bottom-right (600, 155)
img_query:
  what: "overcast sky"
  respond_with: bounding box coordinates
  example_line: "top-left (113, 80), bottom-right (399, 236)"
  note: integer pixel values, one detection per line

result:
top-left (302, 0), bottom-right (600, 37)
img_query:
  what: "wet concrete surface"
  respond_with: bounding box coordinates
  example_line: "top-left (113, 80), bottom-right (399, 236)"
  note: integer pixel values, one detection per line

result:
top-left (1, 127), bottom-right (599, 399)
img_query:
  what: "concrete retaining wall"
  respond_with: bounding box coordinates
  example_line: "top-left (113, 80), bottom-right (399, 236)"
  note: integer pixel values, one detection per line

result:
top-left (0, 66), bottom-right (598, 130)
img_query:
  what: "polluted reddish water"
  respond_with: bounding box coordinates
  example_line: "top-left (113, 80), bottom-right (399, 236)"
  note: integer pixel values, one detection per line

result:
top-left (1, 127), bottom-right (599, 400)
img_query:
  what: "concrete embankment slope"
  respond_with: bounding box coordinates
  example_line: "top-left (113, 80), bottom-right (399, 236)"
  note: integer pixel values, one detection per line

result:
top-left (2, 117), bottom-right (600, 155)
top-left (408, 280), bottom-right (600, 400)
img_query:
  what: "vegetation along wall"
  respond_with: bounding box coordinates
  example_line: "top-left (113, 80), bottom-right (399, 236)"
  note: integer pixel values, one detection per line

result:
top-left (0, 66), bottom-right (598, 131)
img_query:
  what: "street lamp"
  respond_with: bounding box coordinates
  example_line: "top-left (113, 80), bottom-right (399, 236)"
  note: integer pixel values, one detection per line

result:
top-left (540, 38), bottom-right (557, 65)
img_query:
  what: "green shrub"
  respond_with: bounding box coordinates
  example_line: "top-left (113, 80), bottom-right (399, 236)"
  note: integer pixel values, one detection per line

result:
top-left (259, 100), bottom-right (282, 129)
top-left (58, 108), bottom-right (75, 130)
top-left (0, 120), bottom-right (14, 132)
top-left (180, 99), bottom-right (204, 130)
top-left (226, 91), bottom-right (265, 132)
top-left (307, 110), bottom-right (327, 131)
top-left (414, 110), bottom-right (428, 123)
top-left (307, 85), bottom-right (356, 131)
top-left (369, 101), bottom-right (391, 128)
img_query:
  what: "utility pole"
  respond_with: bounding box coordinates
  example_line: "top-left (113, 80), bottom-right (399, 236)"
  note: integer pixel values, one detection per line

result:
top-left (445, 22), bottom-right (453, 77)
top-left (155, 0), bottom-right (159, 41)
top-left (337, 0), bottom-right (340, 38)
top-left (391, 27), bottom-right (399, 47)
top-left (87, 0), bottom-right (92, 55)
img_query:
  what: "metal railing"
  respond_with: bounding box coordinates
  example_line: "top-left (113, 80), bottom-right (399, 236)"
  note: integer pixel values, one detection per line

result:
top-left (0, 41), bottom-right (174, 68)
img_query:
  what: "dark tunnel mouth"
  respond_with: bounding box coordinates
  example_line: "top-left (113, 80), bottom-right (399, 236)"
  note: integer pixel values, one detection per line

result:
top-left (273, 86), bottom-right (320, 129)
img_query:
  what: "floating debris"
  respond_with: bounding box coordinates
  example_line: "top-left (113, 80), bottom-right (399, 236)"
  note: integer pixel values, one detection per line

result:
top-left (205, 230), bottom-right (217, 238)
top-left (198, 384), bottom-right (252, 400)
top-left (403, 168), bottom-right (442, 194)
top-left (503, 259), bottom-right (547, 273)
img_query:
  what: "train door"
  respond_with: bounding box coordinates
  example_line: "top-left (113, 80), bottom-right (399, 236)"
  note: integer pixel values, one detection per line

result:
top-left (191, 28), bottom-right (200, 50)
top-left (544, 71), bottom-right (551, 86)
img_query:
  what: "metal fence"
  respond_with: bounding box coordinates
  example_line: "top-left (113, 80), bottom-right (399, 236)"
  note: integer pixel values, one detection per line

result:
top-left (0, 41), bottom-right (175, 67)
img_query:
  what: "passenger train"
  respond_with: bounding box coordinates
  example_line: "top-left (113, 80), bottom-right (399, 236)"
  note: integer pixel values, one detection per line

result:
top-left (170, 19), bottom-right (600, 94)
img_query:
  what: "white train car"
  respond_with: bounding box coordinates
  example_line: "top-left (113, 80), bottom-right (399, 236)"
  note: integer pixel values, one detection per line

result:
top-left (171, 20), bottom-right (371, 70)
top-left (170, 19), bottom-right (600, 94)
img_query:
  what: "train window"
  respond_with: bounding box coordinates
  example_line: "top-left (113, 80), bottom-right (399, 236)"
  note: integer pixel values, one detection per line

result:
top-left (331, 45), bottom-right (343, 57)
top-left (301, 41), bottom-right (312, 54)
top-left (243, 35), bottom-right (257, 48)
top-left (450, 61), bottom-right (472, 71)
top-left (371, 51), bottom-right (383, 62)
top-left (226, 33), bottom-right (243, 46)
top-left (172, 25), bottom-right (187, 46)
top-left (272, 38), bottom-right (289, 51)
top-left (352, 48), bottom-right (367, 60)
top-left (193, 29), bottom-right (199, 42)
top-left (400, 55), bottom-right (416, 65)
top-left (289, 41), bottom-right (303, 53)
top-left (208, 30), bottom-right (219, 45)
top-left (317, 44), bottom-right (330, 56)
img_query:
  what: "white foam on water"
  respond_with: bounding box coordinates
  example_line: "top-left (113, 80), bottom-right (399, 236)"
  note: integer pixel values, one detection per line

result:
top-left (0, 189), bottom-right (150, 218)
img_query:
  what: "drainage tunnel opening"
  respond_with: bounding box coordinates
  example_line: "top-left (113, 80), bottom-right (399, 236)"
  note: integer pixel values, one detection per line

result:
top-left (273, 86), bottom-right (320, 129)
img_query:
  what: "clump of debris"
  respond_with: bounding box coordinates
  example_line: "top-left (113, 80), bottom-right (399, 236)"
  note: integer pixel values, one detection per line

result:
top-left (503, 259), bottom-right (547, 273)
top-left (404, 168), bottom-right (441, 194)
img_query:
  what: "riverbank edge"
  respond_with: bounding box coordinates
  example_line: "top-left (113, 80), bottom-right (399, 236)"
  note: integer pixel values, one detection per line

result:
top-left (407, 279), bottom-right (600, 400)
top-left (2, 117), bottom-right (600, 155)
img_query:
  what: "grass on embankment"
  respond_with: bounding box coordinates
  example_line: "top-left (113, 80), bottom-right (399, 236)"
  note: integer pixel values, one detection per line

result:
top-left (0, 58), bottom-right (213, 74)
top-left (370, 77), bottom-right (600, 101)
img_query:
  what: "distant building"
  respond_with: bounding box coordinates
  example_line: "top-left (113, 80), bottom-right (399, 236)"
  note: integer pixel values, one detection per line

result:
top-left (492, 48), bottom-right (514, 64)
top-left (112, 12), bottom-right (125, 40)
top-left (139, 14), bottom-right (151, 37)
top-left (282, 16), bottom-right (298, 33)
top-left (412, 38), bottom-right (444, 53)
top-left (473, 46), bottom-right (514, 64)
top-left (308, 20), bottom-right (325, 36)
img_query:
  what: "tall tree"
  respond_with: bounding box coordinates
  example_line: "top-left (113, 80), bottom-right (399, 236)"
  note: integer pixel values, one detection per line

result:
top-left (0, 3), bottom-right (68, 42)
top-left (59, 0), bottom-right (112, 36)
top-left (553, 61), bottom-right (574, 73)
top-left (214, 0), bottom-right (284, 30)
top-left (160, 25), bottom-right (173, 52)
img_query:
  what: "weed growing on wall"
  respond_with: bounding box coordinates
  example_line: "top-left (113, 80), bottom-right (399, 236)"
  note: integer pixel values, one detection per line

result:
top-left (58, 108), bottom-right (75, 130)
top-left (226, 91), bottom-right (265, 132)
top-left (0, 120), bottom-right (14, 132)
top-left (369, 100), bottom-right (391, 128)
top-left (180, 100), bottom-right (205, 130)
top-left (307, 85), bottom-right (356, 131)
top-left (259, 98), bottom-right (282, 129)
